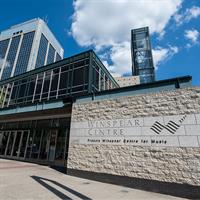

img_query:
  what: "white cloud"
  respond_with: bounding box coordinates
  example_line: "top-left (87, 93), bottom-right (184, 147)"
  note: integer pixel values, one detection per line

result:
top-left (71, 0), bottom-right (182, 75)
top-left (174, 6), bottom-right (200, 25)
top-left (185, 6), bottom-right (200, 21)
top-left (152, 46), bottom-right (179, 70)
top-left (184, 29), bottom-right (199, 46)
top-left (108, 42), bottom-right (132, 75)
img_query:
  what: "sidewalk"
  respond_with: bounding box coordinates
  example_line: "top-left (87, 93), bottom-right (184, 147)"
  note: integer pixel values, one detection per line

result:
top-left (0, 159), bottom-right (188, 200)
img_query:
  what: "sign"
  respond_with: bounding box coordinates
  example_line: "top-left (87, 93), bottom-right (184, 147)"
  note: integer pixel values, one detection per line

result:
top-left (69, 113), bottom-right (200, 147)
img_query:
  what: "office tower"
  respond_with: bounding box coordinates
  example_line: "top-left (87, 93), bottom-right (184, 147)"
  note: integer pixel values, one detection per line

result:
top-left (131, 27), bottom-right (155, 83)
top-left (0, 18), bottom-right (64, 80)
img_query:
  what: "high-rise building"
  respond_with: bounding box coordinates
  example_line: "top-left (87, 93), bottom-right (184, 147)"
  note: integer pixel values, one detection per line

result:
top-left (131, 27), bottom-right (155, 84)
top-left (0, 18), bottom-right (64, 80)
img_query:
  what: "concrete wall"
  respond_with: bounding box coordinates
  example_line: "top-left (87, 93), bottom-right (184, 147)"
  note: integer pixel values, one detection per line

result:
top-left (68, 87), bottom-right (200, 186)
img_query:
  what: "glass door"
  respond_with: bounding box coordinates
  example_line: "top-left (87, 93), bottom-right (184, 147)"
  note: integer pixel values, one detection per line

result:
top-left (31, 130), bottom-right (42, 159)
top-left (0, 130), bottom-right (30, 159)
top-left (54, 129), bottom-right (68, 166)
top-left (19, 131), bottom-right (29, 159)
top-left (39, 130), bottom-right (48, 160)
top-left (12, 131), bottom-right (22, 157)
top-left (0, 131), bottom-right (9, 156)
top-left (48, 129), bottom-right (58, 162)
top-left (6, 131), bottom-right (15, 156)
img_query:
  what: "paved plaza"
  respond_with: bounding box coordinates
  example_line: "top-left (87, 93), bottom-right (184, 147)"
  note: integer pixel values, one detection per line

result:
top-left (0, 159), bottom-right (188, 200)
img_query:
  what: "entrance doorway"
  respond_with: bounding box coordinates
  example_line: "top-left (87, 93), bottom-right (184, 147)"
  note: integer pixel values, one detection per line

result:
top-left (0, 117), bottom-right (71, 167)
top-left (0, 130), bottom-right (30, 159)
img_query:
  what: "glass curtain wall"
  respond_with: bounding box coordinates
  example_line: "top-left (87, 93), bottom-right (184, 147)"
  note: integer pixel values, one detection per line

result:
top-left (92, 56), bottom-right (115, 92)
top-left (0, 39), bottom-right (10, 70)
top-left (131, 27), bottom-right (155, 83)
top-left (0, 118), bottom-right (70, 166)
top-left (0, 58), bottom-right (90, 109)
top-left (0, 51), bottom-right (119, 109)
top-left (14, 31), bottom-right (35, 76)
top-left (35, 34), bottom-right (48, 68)
top-left (47, 44), bottom-right (55, 65)
top-left (1, 36), bottom-right (21, 80)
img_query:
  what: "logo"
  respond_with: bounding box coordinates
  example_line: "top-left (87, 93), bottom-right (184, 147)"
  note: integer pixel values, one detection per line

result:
top-left (151, 115), bottom-right (187, 134)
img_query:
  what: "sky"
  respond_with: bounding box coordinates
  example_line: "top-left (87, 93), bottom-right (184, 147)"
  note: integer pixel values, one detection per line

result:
top-left (0, 0), bottom-right (200, 85)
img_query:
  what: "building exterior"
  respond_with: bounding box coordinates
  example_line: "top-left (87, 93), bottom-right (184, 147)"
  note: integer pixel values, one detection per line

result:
top-left (115, 76), bottom-right (140, 87)
top-left (131, 27), bottom-right (155, 84)
top-left (67, 78), bottom-right (200, 199)
top-left (0, 18), bottom-right (64, 81)
top-left (0, 50), bottom-right (119, 166)
top-left (0, 49), bottom-right (198, 198)
top-left (0, 21), bottom-right (199, 199)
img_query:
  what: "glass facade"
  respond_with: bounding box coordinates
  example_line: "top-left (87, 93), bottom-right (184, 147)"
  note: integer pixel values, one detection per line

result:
top-left (56, 53), bottom-right (62, 62)
top-left (35, 34), bottom-right (48, 68)
top-left (0, 118), bottom-right (70, 166)
top-left (47, 44), bottom-right (55, 65)
top-left (0, 50), bottom-right (119, 167)
top-left (131, 27), bottom-right (155, 84)
top-left (1, 36), bottom-right (21, 80)
top-left (0, 51), bottom-right (119, 109)
top-left (0, 18), bottom-right (64, 81)
top-left (14, 31), bottom-right (35, 76)
top-left (0, 39), bottom-right (10, 69)
top-left (91, 54), bottom-right (115, 92)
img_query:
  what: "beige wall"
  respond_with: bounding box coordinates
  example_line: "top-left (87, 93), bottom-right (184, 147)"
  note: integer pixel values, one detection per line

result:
top-left (115, 76), bottom-right (140, 87)
top-left (68, 87), bottom-right (200, 186)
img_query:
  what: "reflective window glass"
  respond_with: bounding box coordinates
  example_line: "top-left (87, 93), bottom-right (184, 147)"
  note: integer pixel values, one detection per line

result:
top-left (59, 72), bottom-right (68, 89)
top-left (1, 36), bottom-right (21, 80)
top-left (35, 34), bottom-right (48, 68)
top-left (73, 68), bottom-right (84, 86)
top-left (56, 53), bottom-right (62, 61)
top-left (0, 39), bottom-right (10, 70)
top-left (47, 44), bottom-right (55, 65)
top-left (14, 31), bottom-right (35, 76)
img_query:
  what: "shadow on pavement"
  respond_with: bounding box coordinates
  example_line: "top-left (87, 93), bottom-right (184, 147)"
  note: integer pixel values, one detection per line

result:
top-left (31, 175), bottom-right (92, 200)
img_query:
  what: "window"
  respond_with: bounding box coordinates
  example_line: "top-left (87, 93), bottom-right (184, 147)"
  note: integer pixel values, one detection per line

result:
top-left (42, 72), bottom-right (51, 99)
top-left (100, 72), bottom-right (105, 90)
top-left (105, 76), bottom-right (109, 90)
top-left (10, 84), bottom-right (18, 105)
top-left (18, 83), bottom-right (26, 98)
top-left (14, 31), bottom-right (35, 76)
top-left (73, 68), bottom-right (84, 86)
top-left (134, 39), bottom-right (148, 49)
top-left (74, 60), bottom-right (85, 69)
top-left (35, 34), bottom-right (48, 68)
top-left (1, 36), bottom-right (21, 80)
top-left (56, 53), bottom-right (62, 61)
top-left (34, 75), bottom-right (43, 101)
top-left (0, 39), bottom-right (10, 69)
top-left (93, 67), bottom-right (99, 90)
top-left (135, 32), bottom-right (146, 40)
top-left (50, 69), bottom-right (59, 97)
top-left (46, 44), bottom-right (55, 64)
top-left (84, 66), bottom-right (89, 84)
top-left (59, 72), bottom-right (68, 90)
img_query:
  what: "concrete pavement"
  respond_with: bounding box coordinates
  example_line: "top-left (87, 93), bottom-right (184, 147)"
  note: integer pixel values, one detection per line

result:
top-left (0, 159), bottom-right (188, 200)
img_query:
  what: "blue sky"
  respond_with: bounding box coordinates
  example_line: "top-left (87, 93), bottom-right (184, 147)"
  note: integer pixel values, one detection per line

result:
top-left (1, 0), bottom-right (200, 85)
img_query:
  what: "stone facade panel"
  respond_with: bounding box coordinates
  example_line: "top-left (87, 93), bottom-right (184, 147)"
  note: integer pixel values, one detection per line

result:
top-left (68, 87), bottom-right (200, 186)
